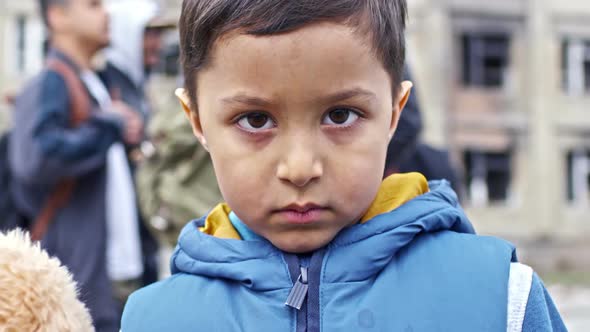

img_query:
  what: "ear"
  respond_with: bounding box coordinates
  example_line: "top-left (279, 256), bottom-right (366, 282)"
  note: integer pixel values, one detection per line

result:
top-left (175, 88), bottom-right (208, 151)
top-left (46, 4), bottom-right (68, 32)
top-left (388, 81), bottom-right (413, 140)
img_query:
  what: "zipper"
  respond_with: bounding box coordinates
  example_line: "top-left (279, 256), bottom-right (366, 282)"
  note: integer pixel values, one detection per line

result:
top-left (284, 250), bottom-right (326, 332)
top-left (285, 266), bottom-right (309, 310)
top-left (284, 254), bottom-right (308, 332)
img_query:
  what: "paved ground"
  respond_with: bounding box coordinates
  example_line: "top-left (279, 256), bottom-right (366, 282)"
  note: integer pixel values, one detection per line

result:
top-left (547, 284), bottom-right (590, 332)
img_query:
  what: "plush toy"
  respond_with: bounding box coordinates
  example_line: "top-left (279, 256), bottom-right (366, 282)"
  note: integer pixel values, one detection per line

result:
top-left (0, 229), bottom-right (94, 331)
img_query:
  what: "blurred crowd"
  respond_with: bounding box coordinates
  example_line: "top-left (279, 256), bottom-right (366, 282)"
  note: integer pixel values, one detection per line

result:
top-left (0, 0), bottom-right (462, 331)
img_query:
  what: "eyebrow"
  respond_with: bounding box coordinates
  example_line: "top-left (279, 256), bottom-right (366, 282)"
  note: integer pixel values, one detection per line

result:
top-left (221, 94), bottom-right (274, 108)
top-left (319, 88), bottom-right (377, 105)
top-left (220, 87), bottom-right (377, 108)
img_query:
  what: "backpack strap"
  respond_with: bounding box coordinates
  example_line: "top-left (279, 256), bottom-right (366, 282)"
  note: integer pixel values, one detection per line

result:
top-left (30, 58), bottom-right (91, 241)
top-left (46, 58), bottom-right (91, 126)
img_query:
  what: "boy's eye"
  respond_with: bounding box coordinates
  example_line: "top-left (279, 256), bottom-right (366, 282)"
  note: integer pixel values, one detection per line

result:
top-left (237, 113), bottom-right (275, 131)
top-left (322, 108), bottom-right (360, 126)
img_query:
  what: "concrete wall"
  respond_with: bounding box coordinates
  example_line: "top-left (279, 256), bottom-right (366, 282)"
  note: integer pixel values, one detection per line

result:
top-left (407, 0), bottom-right (590, 243)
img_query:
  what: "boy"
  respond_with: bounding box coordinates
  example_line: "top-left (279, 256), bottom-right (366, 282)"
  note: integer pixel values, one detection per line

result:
top-left (10, 0), bottom-right (143, 330)
top-left (122, 0), bottom-right (567, 331)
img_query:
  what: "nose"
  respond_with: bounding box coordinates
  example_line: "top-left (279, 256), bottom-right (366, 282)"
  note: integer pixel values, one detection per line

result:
top-left (276, 135), bottom-right (323, 188)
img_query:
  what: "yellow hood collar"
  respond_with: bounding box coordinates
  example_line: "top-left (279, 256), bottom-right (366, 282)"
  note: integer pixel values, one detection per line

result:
top-left (200, 172), bottom-right (429, 240)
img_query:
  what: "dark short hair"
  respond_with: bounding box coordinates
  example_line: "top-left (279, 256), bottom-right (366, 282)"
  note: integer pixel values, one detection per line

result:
top-left (39, 0), bottom-right (68, 28)
top-left (179, 0), bottom-right (408, 110)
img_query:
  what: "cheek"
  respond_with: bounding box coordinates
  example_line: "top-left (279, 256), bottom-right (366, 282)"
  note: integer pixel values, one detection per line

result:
top-left (201, 111), bottom-right (274, 182)
top-left (336, 151), bottom-right (386, 200)
top-left (207, 137), bottom-right (275, 212)
top-left (81, 15), bottom-right (100, 32)
top-left (336, 121), bottom-right (390, 170)
top-left (326, 127), bottom-right (390, 210)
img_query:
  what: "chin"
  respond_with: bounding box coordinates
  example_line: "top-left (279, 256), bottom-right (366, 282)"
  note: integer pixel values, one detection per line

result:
top-left (273, 236), bottom-right (331, 254)
top-left (98, 38), bottom-right (110, 49)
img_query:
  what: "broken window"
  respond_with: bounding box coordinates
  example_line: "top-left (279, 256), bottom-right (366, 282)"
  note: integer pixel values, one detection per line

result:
top-left (562, 39), bottom-right (590, 95)
top-left (463, 149), bottom-right (512, 206)
top-left (566, 149), bottom-right (590, 207)
top-left (461, 33), bottom-right (510, 88)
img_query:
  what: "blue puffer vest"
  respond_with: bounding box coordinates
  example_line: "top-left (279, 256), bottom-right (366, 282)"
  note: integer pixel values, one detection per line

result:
top-left (122, 180), bottom-right (516, 332)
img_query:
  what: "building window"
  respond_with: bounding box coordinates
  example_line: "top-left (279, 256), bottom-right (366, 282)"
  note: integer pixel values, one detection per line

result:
top-left (461, 33), bottom-right (510, 88)
top-left (16, 15), bottom-right (27, 73)
top-left (5, 15), bottom-right (43, 75)
top-left (463, 149), bottom-right (512, 206)
top-left (566, 149), bottom-right (590, 207)
top-left (561, 39), bottom-right (590, 95)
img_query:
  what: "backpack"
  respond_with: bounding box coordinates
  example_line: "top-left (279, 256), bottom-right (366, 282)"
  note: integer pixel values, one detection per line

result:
top-left (0, 132), bottom-right (29, 231)
top-left (136, 105), bottom-right (223, 247)
top-left (0, 58), bottom-right (90, 238)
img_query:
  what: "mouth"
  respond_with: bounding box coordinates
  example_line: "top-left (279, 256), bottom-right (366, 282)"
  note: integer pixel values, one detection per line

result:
top-left (273, 203), bottom-right (328, 225)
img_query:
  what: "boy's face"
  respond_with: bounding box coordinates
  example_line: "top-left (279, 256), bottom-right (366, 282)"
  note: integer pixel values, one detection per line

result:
top-left (181, 22), bottom-right (411, 253)
top-left (52, 0), bottom-right (109, 50)
top-left (143, 28), bottom-right (164, 71)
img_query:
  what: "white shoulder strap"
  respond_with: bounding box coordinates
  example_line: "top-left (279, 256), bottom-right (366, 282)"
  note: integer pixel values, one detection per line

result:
top-left (507, 263), bottom-right (534, 332)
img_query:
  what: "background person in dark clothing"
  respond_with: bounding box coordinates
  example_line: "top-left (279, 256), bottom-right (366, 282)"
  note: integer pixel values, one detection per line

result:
top-left (99, 0), bottom-right (173, 291)
top-left (385, 67), bottom-right (463, 198)
top-left (8, 0), bottom-right (143, 330)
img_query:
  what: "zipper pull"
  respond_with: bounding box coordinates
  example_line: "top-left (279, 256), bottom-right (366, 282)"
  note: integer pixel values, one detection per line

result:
top-left (285, 267), bottom-right (308, 310)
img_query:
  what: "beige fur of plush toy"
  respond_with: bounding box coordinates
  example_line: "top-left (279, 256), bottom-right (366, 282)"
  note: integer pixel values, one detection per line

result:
top-left (0, 229), bottom-right (94, 332)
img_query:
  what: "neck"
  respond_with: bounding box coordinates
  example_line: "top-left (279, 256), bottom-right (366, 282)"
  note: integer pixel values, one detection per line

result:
top-left (49, 35), bottom-right (97, 69)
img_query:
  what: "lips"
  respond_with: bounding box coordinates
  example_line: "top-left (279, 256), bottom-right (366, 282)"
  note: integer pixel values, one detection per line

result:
top-left (274, 203), bottom-right (328, 224)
